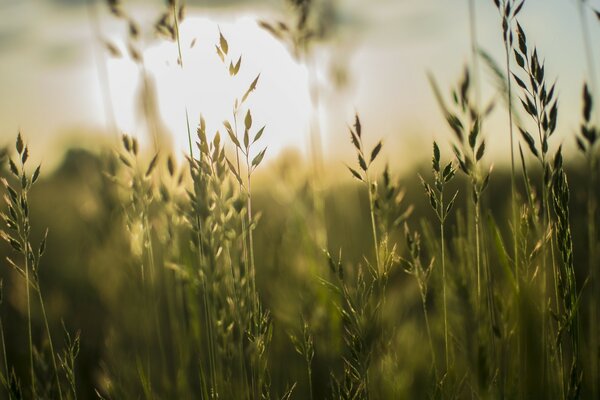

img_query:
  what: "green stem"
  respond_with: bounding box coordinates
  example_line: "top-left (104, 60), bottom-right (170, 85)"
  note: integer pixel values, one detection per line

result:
top-left (475, 198), bottom-right (481, 310)
top-left (143, 214), bottom-right (169, 388)
top-left (440, 194), bottom-right (449, 373)
top-left (421, 285), bottom-right (438, 381)
top-left (232, 106), bottom-right (253, 400)
top-left (244, 151), bottom-right (260, 399)
top-left (245, 153), bottom-right (258, 315)
top-left (37, 281), bottom-right (64, 400)
top-left (366, 175), bottom-right (381, 275)
top-left (588, 151), bottom-right (598, 398)
top-left (0, 315), bottom-right (7, 382)
top-left (232, 109), bottom-right (251, 306)
top-left (24, 243), bottom-right (36, 398)
top-left (503, 36), bottom-right (519, 291)
top-left (173, 4), bottom-right (220, 396)
top-left (306, 355), bottom-right (314, 400)
top-left (500, 9), bottom-right (522, 396)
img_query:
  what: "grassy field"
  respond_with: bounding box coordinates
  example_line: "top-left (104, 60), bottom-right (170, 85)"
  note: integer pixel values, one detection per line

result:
top-left (1, 0), bottom-right (600, 399)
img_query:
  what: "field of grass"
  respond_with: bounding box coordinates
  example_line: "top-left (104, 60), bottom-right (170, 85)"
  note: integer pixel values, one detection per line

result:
top-left (1, 0), bottom-right (600, 399)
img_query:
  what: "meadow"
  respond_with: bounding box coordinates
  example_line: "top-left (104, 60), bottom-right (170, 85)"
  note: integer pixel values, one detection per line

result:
top-left (0, 0), bottom-right (599, 398)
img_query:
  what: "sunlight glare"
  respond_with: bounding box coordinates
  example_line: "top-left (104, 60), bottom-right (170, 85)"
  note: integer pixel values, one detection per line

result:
top-left (107, 14), bottom-right (312, 161)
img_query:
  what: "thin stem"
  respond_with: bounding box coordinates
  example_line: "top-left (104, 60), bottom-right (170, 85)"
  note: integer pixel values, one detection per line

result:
top-left (244, 150), bottom-right (260, 399)
top-left (232, 109), bottom-right (250, 301)
top-left (440, 195), bottom-right (449, 373)
top-left (503, 35), bottom-right (519, 291)
top-left (202, 277), bottom-right (219, 397)
top-left (306, 356), bottom-right (314, 400)
top-left (588, 151), bottom-right (598, 398)
top-left (37, 283), bottom-right (64, 400)
top-left (475, 204), bottom-right (481, 307)
top-left (173, 4), bottom-right (220, 395)
top-left (23, 242), bottom-right (35, 397)
top-left (538, 148), bottom-right (549, 394)
top-left (0, 314), bottom-right (7, 382)
top-left (420, 288), bottom-right (438, 381)
top-left (366, 174), bottom-right (381, 275)
top-left (143, 213), bottom-right (168, 386)
top-left (231, 105), bottom-right (253, 400)
top-left (523, 43), bottom-right (556, 391)
top-left (469, 0), bottom-right (483, 318)
top-left (245, 153), bottom-right (258, 314)
top-left (503, 32), bottom-right (523, 399)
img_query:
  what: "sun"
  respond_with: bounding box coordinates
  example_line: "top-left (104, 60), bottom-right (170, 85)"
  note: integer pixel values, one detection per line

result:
top-left (106, 14), bottom-right (312, 160)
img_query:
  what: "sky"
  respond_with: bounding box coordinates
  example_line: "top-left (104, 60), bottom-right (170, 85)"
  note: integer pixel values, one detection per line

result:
top-left (0, 0), bottom-right (598, 171)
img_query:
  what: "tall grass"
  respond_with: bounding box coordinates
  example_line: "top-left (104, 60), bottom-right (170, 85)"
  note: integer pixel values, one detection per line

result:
top-left (419, 142), bottom-right (457, 375)
top-left (1, 135), bottom-right (66, 399)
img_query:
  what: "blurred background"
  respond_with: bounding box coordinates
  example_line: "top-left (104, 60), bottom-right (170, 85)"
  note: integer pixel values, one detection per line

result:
top-left (1, 0), bottom-right (600, 398)
top-left (1, 0), bottom-right (598, 170)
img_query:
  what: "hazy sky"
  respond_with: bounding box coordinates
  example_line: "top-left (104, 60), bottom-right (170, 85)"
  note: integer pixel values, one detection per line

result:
top-left (0, 0), bottom-right (598, 170)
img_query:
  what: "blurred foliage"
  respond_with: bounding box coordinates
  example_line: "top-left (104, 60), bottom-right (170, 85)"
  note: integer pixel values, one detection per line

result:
top-left (0, 143), bottom-right (596, 398)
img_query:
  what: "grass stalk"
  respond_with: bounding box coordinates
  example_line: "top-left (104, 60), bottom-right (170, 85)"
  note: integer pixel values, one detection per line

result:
top-left (422, 289), bottom-right (438, 379)
top-left (143, 213), bottom-right (169, 389)
top-left (0, 298), bottom-right (7, 384)
top-left (244, 145), bottom-right (259, 323)
top-left (366, 174), bottom-right (381, 275)
top-left (502, 30), bottom-right (519, 292)
top-left (495, 10), bottom-right (521, 391)
top-left (403, 222), bottom-right (440, 380)
top-left (36, 283), bottom-right (64, 400)
top-left (419, 142), bottom-right (457, 375)
top-left (468, 0), bottom-right (483, 316)
top-left (440, 202), bottom-right (449, 373)
top-left (23, 252), bottom-right (35, 398)
top-left (173, 5), bottom-right (221, 395)
top-left (587, 150), bottom-right (598, 398)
